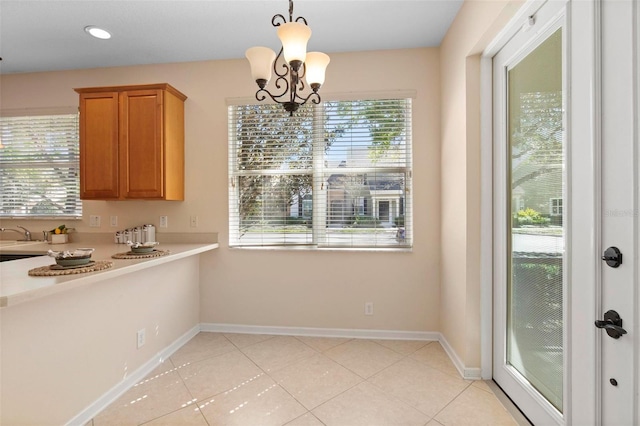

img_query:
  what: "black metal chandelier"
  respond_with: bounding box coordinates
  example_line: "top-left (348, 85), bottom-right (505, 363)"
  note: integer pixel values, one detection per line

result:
top-left (245, 0), bottom-right (330, 115)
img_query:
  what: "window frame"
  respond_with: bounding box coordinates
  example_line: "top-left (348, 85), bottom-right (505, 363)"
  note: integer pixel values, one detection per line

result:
top-left (228, 97), bottom-right (413, 250)
top-left (0, 109), bottom-right (82, 219)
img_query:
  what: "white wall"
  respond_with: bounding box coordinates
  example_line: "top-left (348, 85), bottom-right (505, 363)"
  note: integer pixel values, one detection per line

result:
top-left (1, 48), bottom-right (442, 333)
top-left (439, 0), bottom-right (523, 369)
top-left (0, 256), bottom-right (201, 425)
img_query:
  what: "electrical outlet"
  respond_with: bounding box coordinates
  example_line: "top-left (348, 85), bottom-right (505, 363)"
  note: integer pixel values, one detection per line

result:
top-left (137, 329), bottom-right (146, 349)
top-left (365, 302), bottom-right (374, 316)
top-left (89, 215), bottom-right (101, 227)
top-left (110, 215), bottom-right (118, 227)
top-left (190, 216), bottom-right (198, 228)
top-left (159, 215), bottom-right (168, 228)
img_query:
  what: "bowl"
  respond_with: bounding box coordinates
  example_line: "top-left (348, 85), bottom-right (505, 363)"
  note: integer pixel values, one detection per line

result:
top-left (131, 246), bottom-right (155, 253)
top-left (127, 241), bottom-right (159, 253)
top-left (48, 248), bottom-right (94, 266)
top-left (55, 255), bottom-right (92, 267)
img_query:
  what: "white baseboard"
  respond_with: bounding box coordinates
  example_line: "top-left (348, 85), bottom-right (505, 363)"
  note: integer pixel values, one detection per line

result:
top-left (438, 333), bottom-right (482, 380)
top-left (65, 325), bottom-right (200, 426)
top-left (200, 322), bottom-right (440, 341)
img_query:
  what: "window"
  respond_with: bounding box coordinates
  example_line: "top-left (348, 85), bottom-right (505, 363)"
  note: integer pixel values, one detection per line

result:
top-left (0, 113), bottom-right (82, 217)
top-left (550, 197), bottom-right (562, 216)
top-left (228, 98), bottom-right (412, 248)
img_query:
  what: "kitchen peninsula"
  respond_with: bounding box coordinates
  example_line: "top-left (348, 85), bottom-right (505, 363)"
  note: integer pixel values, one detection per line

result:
top-left (0, 240), bottom-right (218, 307)
top-left (0, 237), bottom-right (218, 425)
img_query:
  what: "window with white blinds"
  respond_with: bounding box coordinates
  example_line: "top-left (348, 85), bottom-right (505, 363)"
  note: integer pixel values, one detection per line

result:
top-left (0, 113), bottom-right (82, 217)
top-left (228, 98), bottom-right (412, 249)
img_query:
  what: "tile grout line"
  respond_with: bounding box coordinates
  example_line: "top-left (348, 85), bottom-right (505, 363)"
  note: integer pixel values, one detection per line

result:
top-left (277, 336), bottom-right (374, 421)
top-left (362, 340), bottom-right (480, 422)
top-left (166, 339), bottom-right (221, 426)
top-left (425, 379), bottom-right (475, 423)
top-left (281, 336), bottom-right (451, 422)
top-left (160, 334), bottom-right (278, 426)
top-left (232, 335), bottom-right (318, 423)
top-left (254, 340), bottom-right (336, 425)
top-left (253, 336), bottom-right (325, 415)
top-left (363, 350), bottom-right (436, 422)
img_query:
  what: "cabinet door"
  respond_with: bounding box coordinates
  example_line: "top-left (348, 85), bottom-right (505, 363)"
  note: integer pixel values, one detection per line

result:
top-left (79, 92), bottom-right (119, 199)
top-left (119, 89), bottom-right (164, 199)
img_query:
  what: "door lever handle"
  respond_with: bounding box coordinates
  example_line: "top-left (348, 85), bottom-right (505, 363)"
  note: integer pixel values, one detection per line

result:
top-left (594, 320), bottom-right (627, 336)
top-left (594, 310), bottom-right (627, 339)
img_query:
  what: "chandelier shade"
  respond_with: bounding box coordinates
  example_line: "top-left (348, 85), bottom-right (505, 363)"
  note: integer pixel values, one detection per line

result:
top-left (245, 0), bottom-right (329, 115)
top-left (245, 47), bottom-right (277, 86)
top-left (304, 52), bottom-right (330, 88)
top-left (276, 22), bottom-right (312, 66)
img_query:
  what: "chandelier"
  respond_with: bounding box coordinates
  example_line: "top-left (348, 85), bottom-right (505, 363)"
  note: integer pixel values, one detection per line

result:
top-left (245, 0), bottom-right (330, 115)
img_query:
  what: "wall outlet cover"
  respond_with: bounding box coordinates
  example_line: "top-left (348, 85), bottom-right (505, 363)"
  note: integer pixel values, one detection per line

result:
top-left (137, 329), bottom-right (146, 349)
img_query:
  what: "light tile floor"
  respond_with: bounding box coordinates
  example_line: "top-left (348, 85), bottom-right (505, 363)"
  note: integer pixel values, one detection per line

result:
top-left (91, 333), bottom-right (527, 426)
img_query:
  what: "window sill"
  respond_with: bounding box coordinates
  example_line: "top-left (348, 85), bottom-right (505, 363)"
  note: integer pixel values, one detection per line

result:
top-left (0, 216), bottom-right (83, 220)
top-left (229, 245), bottom-right (412, 253)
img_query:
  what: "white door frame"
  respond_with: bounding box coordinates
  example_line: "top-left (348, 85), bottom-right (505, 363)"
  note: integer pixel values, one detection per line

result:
top-left (480, 0), bottom-right (604, 424)
top-left (599, 0), bottom-right (638, 422)
top-left (636, 0), bottom-right (640, 419)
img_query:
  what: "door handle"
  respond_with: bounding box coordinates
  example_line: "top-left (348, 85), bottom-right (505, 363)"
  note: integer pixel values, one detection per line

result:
top-left (594, 320), bottom-right (627, 336)
top-left (594, 310), bottom-right (627, 339)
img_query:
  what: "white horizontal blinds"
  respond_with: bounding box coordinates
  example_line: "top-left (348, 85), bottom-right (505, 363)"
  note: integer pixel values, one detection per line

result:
top-left (229, 104), bottom-right (315, 246)
top-left (0, 114), bottom-right (81, 217)
top-left (228, 98), bottom-right (412, 249)
top-left (318, 99), bottom-right (412, 248)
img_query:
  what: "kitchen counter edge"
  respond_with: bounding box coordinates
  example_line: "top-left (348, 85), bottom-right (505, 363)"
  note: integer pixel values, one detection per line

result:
top-left (0, 242), bottom-right (219, 308)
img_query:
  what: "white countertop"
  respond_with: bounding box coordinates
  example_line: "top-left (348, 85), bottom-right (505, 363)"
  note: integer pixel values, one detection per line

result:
top-left (0, 241), bottom-right (218, 308)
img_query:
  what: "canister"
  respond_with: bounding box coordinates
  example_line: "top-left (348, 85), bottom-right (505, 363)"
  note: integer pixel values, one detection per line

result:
top-left (132, 227), bottom-right (142, 243)
top-left (142, 224), bottom-right (156, 243)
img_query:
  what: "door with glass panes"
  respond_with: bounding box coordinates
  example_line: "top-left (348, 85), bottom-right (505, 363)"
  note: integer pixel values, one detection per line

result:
top-left (492, 0), bottom-right (638, 424)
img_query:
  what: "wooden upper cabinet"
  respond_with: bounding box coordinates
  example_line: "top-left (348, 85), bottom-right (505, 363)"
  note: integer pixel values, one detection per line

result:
top-left (75, 83), bottom-right (187, 200)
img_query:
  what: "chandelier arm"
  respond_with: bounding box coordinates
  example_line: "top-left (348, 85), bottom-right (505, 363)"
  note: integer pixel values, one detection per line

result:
top-left (291, 79), bottom-right (306, 100)
top-left (272, 48), bottom-right (289, 78)
top-left (290, 70), bottom-right (298, 104)
top-left (294, 16), bottom-right (308, 25)
top-left (254, 72), bottom-right (294, 104)
top-left (297, 91), bottom-right (322, 106)
top-left (273, 73), bottom-right (290, 94)
top-left (295, 63), bottom-right (307, 94)
top-left (272, 13), bottom-right (287, 27)
top-left (255, 87), bottom-right (289, 104)
top-left (298, 62), bottom-right (306, 80)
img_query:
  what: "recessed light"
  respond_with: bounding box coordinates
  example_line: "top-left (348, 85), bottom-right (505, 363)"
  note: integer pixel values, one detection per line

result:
top-left (84, 26), bottom-right (111, 40)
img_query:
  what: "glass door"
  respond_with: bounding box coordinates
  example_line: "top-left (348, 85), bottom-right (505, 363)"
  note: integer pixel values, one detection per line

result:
top-left (492, 1), bottom-right (567, 424)
top-left (492, 1), bottom-right (639, 423)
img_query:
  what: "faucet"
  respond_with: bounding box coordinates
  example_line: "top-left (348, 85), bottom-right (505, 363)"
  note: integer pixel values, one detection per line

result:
top-left (0, 226), bottom-right (32, 241)
top-left (17, 226), bottom-right (32, 241)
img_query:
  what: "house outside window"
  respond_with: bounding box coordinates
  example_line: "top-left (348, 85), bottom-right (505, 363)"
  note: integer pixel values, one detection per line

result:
top-left (550, 197), bottom-right (563, 216)
top-left (0, 113), bottom-right (82, 218)
top-left (228, 98), bottom-right (412, 249)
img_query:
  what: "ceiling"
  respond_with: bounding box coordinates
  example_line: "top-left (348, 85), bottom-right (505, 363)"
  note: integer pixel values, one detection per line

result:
top-left (0, 0), bottom-right (463, 75)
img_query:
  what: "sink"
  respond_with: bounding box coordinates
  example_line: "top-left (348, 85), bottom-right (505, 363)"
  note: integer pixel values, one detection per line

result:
top-left (0, 253), bottom-right (46, 262)
top-left (0, 240), bottom-right (43, 247)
